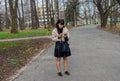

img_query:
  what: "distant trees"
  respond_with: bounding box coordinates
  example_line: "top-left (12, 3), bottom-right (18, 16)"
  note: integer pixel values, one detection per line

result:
top-left (0, 0), bottom-right (62, 33)
top-left (0, 0), bottom-right (119, 33)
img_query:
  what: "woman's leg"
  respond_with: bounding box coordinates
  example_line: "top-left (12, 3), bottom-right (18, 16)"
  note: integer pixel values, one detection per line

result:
top-left (56, 57), bottom-right (61, 72)
top-left (63, 57), bottom-right (70, 75)
top-left (63, 57), bottom-right (68, 72)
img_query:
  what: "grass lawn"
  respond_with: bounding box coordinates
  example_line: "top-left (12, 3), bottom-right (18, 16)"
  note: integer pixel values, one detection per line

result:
top-left (0, 29), bottom-right (52, 39)
top-left (0, 38), bottom-right (52, 81)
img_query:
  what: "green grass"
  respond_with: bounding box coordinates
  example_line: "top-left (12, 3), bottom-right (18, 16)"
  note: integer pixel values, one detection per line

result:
top-left (9, 58), bottom-right (20, 65)
top-left (0, 29), bottom-right (51, 39)
top-left (0, 41), bottom-right (20, 51)
top-left (0, 40), bottom-right (32, 51)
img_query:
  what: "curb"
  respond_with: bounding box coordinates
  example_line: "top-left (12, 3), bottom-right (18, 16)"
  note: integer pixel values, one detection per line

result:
top-left (0, 36), bottom-right (51, 42)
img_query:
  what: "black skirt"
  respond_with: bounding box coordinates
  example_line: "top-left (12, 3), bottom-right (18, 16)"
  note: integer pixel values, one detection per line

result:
top-left (54, 41), bottom-right (71, 57)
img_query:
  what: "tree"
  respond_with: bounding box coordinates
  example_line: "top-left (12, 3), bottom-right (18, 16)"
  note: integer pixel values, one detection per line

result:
top-left (50, 0), bottom-right (55, 26)
top-left (54, 0), bottom-right (59, 20)
top-left (65, 2), bottom-right (74, 26)
top-left (0, 1), bottom-right (2, 31)
top-left (5, 0), bottom-right (10, 29)
top-left (0, 13), bottom-right (2, 31)
top-left (20, 0), bottom-right (25, 30)
top-left (116, 0), bottom-right (120, 5)
top-left (9, 0), bottom-right (19, 33)
top-left (30, 0), bottom-right (39, 29)
top-left (93, 0), bottom-right (117, 28)
top-left (45, 0), bottom-right (50, 27)
top-left (18, 0), bottom-right (25, 30)
top-left (42, 0), bottom-right (46, 28)
top-left (66, 0), bottom-right (80, 27)
top-left (24, 0), bottom-right (31, 28)
top-left (109, 0), bottom-right (120, 28)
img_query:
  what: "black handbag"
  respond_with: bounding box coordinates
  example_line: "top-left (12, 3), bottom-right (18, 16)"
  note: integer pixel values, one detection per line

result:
top-left (61, 41), bottom-right (70, 53)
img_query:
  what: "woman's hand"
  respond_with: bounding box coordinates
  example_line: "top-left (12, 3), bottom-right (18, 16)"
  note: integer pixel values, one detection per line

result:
top-left (58, 33), bottom-right (67, 38)
top-left (58, 34), bottom-right (62, 37)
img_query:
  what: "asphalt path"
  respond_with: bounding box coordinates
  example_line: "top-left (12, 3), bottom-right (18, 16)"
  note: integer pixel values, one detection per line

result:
top-left (10, 25), bottom-right (120, 81)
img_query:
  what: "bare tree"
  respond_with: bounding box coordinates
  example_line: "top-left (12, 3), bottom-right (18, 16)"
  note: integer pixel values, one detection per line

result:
top-left (45, 0), bottom-right (50, 27)
top-left (116, 0), bottom-right (120, 5)
top-left (0, 14), bottom-right (2, 31)
top-left (5, 0), bottom-right (10, 29)
top-left (18, 0), bottom-right (25, 30)
top-left (42, 0), bottom-right (46, 28)
top-left (93, 0), bottom-right (117, 28)
top-left (68, 0), bottom-right (80, 27)
top-left (30, 0), bottom-right (39, 29)
top-left (0, 1), bottom-right (2, 31)
top-left (9, 0), bottom-right (19, 33)
top-left (20, 0), bottom-right (25, 30)
top-left (51, 0), bottom-right (55, 26)
top-left (84, 7), bottom-right (89, 24)
top-left (54, 0), bottom-right (59, 20)
top-left (18, 6), bottom-right (22, 30)
top-left (24, 0), bottom-right (31, 28)
top-left (109, 0), bottom-right (120, 28)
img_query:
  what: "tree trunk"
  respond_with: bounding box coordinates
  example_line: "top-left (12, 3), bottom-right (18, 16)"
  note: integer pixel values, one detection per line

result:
top-left (21, 0), bottom-right (25, 30)
top-left (0, 14), bottom-right (2, 31)
top-left (74, 8), bottom-right (77, 27)
top-left (51, 0), bottom-right (55, 26)
top-left (30, 0), bottom-right (39, 29)
top-left (46, 0), bottom-right (49, 27)
top-left (33, 0), bottom-right (39, 28)
top-left (42, 0), bottom-right (46, 28)
top-left (101, 14), bottom-right (108, 28)
top-left (54, 0), bottom-right (59, 20)
top-left (56, 0), bottom-right (59, 19)
top-left (9, 0), bottom-right (19, 33)
top-left (5, 0), bottom-right (9, 29)
top-left (49, 2), bottom-right (52, 26)
top-left (30, 0), bottom-right (35, 29)
top-left (93, 0), bottom-right (117, 28)
top-left (18, 7), bottom-right (23, 29)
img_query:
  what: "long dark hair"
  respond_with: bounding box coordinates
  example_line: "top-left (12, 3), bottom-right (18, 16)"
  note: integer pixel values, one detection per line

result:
top-left (56, 19), bottom-right (64, 29)
top-left (56, 19), bottom-right (64, 34)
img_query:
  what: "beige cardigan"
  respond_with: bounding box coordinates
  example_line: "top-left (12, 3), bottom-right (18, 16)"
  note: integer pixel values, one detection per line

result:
top-left (52, 27), bottom-right (70, 42)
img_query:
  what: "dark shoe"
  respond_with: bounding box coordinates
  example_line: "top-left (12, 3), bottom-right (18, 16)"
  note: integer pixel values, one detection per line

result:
top-left (65, 71), bottom-right (70, 75)
top-left (58, 72), bottom-right (63, 77)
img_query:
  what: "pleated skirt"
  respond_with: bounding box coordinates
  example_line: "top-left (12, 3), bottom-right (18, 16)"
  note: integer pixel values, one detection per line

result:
top-left (54, 41), bottom-right (71, 57)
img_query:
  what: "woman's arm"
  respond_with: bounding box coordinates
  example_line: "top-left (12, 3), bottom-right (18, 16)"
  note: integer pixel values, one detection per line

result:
top-left (63, 27), bottom-right (70, 41)
top-left (52, 29), bottom-right (61, 42)
top-left (64, 27), bottom-right (70, 38)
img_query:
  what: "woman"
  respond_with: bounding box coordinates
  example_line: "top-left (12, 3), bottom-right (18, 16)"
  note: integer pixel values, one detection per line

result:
top-left (52, 19), bottom-right (71, 77)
